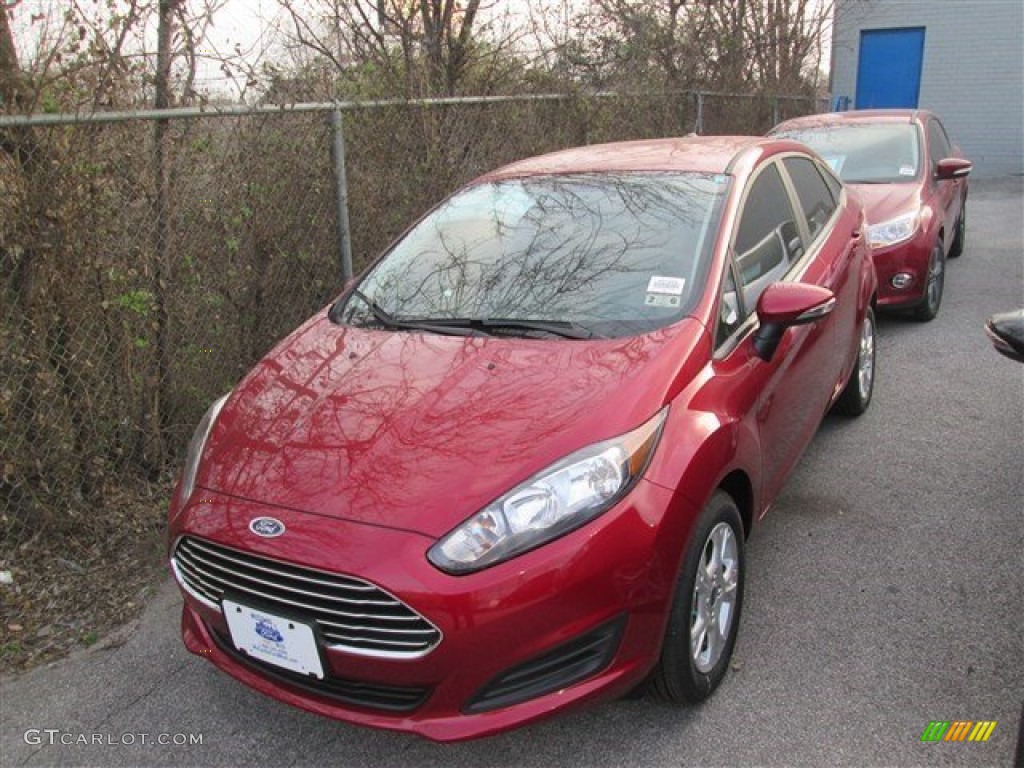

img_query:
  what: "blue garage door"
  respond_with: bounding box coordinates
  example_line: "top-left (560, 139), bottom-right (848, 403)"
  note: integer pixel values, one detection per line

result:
top-left (856, 27), bottom-right (926, 108)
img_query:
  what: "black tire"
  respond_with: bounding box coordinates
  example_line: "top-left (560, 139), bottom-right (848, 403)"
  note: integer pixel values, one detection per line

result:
top-left (650, 491), bottom-right (744, 705)
top-left (834, 306), bottom-right (876, 417)
top-left (949, 199), bottom-right (966, 259)
top-left (913, 245), bottom-right (945, 322)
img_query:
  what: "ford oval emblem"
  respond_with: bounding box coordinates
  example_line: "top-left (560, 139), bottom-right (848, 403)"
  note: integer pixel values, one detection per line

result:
top-left (255, 618), bottom-right (284, 643)
top-left (249, 517), bottom-right (285, 538)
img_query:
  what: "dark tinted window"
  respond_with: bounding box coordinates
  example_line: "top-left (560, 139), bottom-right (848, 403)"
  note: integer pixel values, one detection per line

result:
top-left (928, 119), bottom-right (952, 167)
top-left (734, 164), bottom-right (802, 310)
top-left (775, 123), bottom-right (921, 183)
top-left (337, 173), bottom-right (730, 339)
top-left (820, 163), bottom-right (843, 201)
top-left (783, 156), bottom-right (837, 241)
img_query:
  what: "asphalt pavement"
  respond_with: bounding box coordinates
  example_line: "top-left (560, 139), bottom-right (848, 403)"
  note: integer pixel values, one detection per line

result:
top-left (2, 178), bottom-right (1021, 768)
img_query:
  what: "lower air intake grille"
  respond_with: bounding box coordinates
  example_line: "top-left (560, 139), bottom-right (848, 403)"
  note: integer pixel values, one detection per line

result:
top-left (172, 535), bottom-right (440, 658)
top-left (465, 615), bottom-right (626, 713)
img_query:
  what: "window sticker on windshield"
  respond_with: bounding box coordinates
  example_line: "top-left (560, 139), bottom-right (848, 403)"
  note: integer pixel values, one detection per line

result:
top-left (645, 293), bottom-right (681, 308)
top-left (899, 165), bottom-right (916, 177)
top-left (646, 276), bottom-right (686, 295)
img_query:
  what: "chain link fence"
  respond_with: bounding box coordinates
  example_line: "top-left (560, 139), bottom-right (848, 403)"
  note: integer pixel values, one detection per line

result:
top-left (0, 90), bottom-right (824, 554)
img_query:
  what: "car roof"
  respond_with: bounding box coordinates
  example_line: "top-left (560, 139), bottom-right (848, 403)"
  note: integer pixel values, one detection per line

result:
top-left (477, 136), bottom-right (775, 181)
top-left (772, 109), bottom-right (935, 133)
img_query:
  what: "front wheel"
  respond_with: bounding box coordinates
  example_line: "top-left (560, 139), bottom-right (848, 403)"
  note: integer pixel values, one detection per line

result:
top-left (833, 306), bottom-right (876, 417)
top-left (913, 245), bottom-right (945, 322)
top-left (650, 492), bottom-right (744, 705)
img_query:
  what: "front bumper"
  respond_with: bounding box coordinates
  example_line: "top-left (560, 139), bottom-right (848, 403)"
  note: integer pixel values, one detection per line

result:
top-left (169, 480), bottom-right (690, 742)
top-left (871, 233), bottom-right (933, 309)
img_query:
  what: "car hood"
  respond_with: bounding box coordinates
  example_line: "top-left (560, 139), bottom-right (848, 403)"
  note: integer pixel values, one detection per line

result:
top-left (197, 311), bottom-right (708, 538)
top-left (848, 182), bottom-right (921, 224)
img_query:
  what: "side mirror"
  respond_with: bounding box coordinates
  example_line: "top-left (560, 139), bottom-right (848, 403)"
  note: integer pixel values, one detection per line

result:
top-left (985, 309), bottom-right (1024, 363)
top-left (753, 282), bottom-right (836, 361)
top-left (935, 158), bottom-right (972, 180)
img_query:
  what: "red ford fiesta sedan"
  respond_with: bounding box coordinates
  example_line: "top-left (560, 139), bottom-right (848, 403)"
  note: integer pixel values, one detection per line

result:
top-left (771, 109), bottom-right (971, 321)
top-left (168, 136), bottom-right (877, 742)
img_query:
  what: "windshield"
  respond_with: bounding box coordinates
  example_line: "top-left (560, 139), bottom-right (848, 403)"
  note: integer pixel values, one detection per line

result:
top-left (775, 123), bottom-right (921, 183)
top-left (333, 173), bottom-right (730, 339)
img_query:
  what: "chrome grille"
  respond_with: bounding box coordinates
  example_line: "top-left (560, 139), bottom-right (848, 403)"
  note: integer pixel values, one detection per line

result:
top-left (172, 536), bottom-right (441, 658)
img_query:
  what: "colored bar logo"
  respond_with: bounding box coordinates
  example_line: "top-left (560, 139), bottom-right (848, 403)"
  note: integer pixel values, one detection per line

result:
top-left (920, 721), bottom-right (997, 742)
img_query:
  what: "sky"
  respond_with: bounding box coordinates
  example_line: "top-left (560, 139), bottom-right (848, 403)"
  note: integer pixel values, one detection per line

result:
top-left (195, 0), bottom-right (289, 92)
top-left (191, 0), bottom-right (559, 94)
top-left (7, 0), bottom-right (832, 101)
top-left (7, 0), bottom-right (556, 97)
top-left (7, 0), bottom-right (289, 95)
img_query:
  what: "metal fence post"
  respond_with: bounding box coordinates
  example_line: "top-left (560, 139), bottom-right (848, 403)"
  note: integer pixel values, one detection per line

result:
top-left (329, 106), bottom-right (354, 283)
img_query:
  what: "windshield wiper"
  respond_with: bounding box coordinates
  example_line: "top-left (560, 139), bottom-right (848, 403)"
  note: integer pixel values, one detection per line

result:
top-left (346, 293), bottom-right (601, 339)
top-left (348, 290), bottom-right (484, 337)
top-left (414, 317), bottom-right (603, 340)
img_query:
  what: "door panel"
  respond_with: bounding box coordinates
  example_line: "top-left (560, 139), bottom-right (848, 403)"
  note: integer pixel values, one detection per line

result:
top-left (753, 312), bottom-right (831, 503)
top-left (754, 166), bottom-right (859, 503)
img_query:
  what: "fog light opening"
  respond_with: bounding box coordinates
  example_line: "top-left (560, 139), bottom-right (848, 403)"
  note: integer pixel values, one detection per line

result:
top-left (890, 273), bottom-right (914, 289)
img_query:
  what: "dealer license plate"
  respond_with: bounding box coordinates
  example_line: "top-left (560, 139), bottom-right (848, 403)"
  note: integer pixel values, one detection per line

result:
top-left (223, 599), bottom-right (324, 679)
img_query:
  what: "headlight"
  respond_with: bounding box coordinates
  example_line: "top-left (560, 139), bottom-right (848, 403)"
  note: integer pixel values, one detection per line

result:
top-left (428, 407), bottom-right (668, 574)
top-left (177, 393), bottom-right (230, 507)
top-left (866, 211), bottom-right (919, 249)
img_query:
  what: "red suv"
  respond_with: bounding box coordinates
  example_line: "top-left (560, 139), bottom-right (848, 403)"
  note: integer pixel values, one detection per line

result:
top-left (771, 110), bottom-right (971, 321)
top-left (168, 136), bottom-right (877, 741)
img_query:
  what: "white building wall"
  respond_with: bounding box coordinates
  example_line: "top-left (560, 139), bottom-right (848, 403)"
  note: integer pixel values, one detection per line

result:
top-left (831, 0), bottom-right (1023, 177)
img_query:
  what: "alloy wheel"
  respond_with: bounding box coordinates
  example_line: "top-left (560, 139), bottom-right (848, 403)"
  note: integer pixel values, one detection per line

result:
top-left (925, 247), bottom-right (945, 314)
top-left (690, 522), bottom-right (740, 673)
top-left (858, 311), bottom-right (875, 400)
